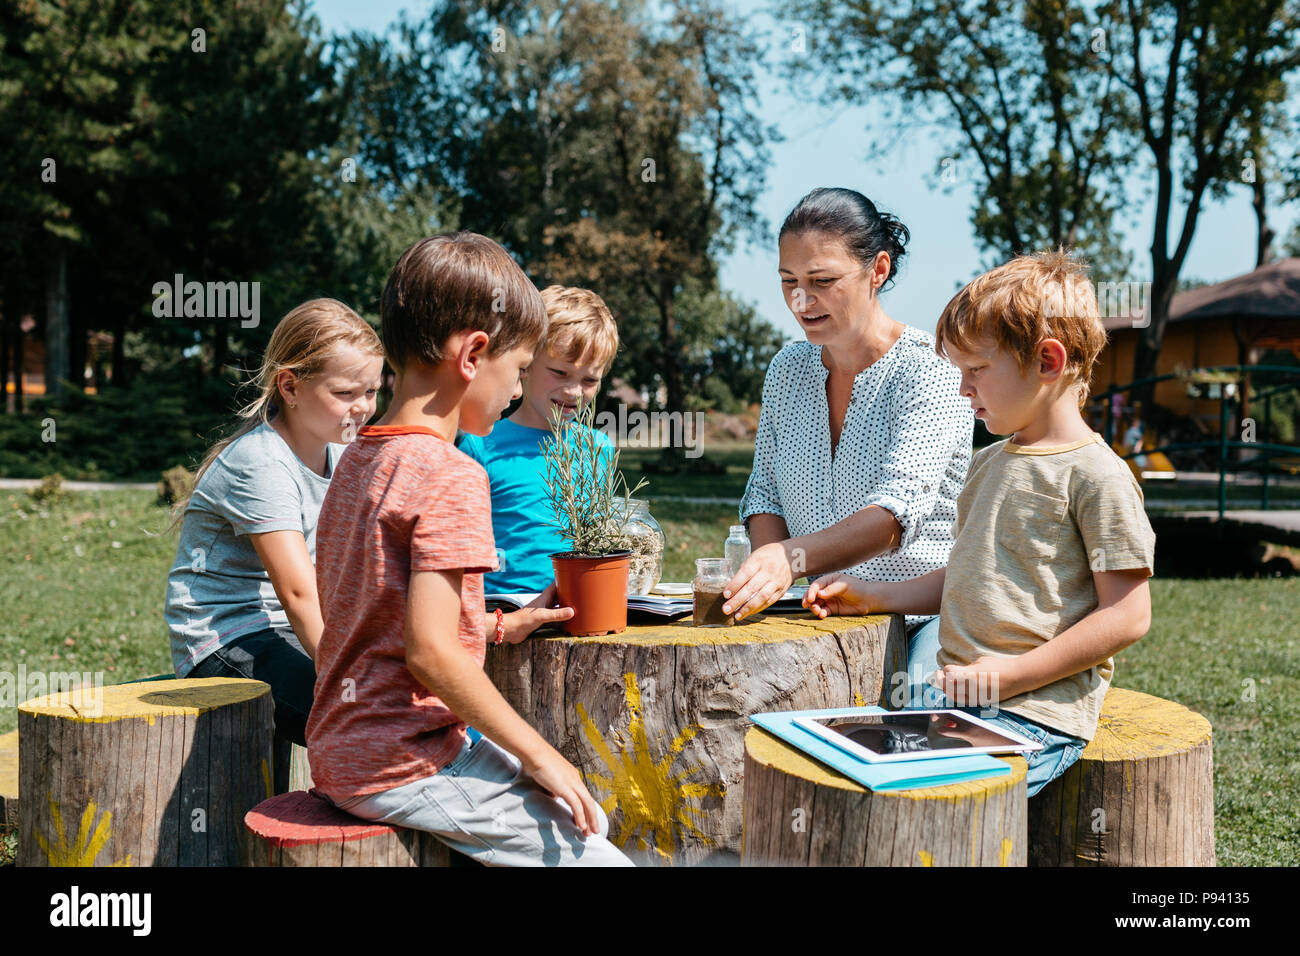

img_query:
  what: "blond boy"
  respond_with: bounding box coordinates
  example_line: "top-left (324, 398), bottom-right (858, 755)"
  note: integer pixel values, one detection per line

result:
top-left (804, 250), bottom-right (1156, 795)
top-left (458, 285), bottom-right (620, 593)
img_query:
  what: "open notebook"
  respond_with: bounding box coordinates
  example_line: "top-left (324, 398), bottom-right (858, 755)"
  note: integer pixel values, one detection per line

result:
top-left (486, 584), bottom-right (811, 618)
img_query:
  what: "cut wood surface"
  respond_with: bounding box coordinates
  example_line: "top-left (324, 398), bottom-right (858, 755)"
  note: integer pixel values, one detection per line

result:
top-left (1029, 687), bottom-right (1215, 866)
top-left (242, 789), bottom-right (461, 867)
top-left (0, 730), bottom-right (17, 828)
top-left (742, 726), bottom-right (1028, 866)
top-left (485, 611), bottom-right (907, 865)
top-left (18, 677), bottom-right (273, 866)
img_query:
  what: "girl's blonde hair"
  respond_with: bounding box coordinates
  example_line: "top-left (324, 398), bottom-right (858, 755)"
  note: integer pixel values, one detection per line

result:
top-left (169, 298), bottom-right (384, 529)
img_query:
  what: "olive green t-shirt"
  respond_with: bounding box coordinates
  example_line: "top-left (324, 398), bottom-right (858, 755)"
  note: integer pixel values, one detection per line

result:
top-left (937, 432), bottom-right (1156, 740)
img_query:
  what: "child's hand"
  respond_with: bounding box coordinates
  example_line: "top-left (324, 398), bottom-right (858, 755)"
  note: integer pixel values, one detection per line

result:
top-left (937, 656), bottom-right (1025, 707)
top-left (521, 746), bottom-right (602, 837)
top-left (500, 583), bottom-right (574, 644)
top-left (803, 573), bottom-right (876, 618)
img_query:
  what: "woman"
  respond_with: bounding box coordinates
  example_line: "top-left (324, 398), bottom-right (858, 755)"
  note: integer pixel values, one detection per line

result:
top-left (724, 188), bottom-right (973, 701)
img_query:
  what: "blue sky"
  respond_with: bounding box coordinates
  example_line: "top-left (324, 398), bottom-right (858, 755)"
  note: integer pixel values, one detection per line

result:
top-left (310, 0), bottom-right (1298, 340)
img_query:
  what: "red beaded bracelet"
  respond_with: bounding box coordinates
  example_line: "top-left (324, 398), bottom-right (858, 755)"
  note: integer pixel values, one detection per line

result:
top-left (493, 607), bottom-right (505, 645)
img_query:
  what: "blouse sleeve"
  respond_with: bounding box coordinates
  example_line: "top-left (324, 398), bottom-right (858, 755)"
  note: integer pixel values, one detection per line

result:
top-left (739, 361), bottom-right (784, 523)
top-left (861, 357), bottom-right (971, 549)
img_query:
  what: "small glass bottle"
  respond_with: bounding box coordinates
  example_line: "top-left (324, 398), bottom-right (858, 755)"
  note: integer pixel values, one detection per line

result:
top-left (724, 524), bottom-right (751, 575)
top-left (693, 558), bottom-right (735, 627)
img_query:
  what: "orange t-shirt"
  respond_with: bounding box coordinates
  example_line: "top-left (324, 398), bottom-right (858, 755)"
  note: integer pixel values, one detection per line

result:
top-left (307, 424), bottom-right (497, 801)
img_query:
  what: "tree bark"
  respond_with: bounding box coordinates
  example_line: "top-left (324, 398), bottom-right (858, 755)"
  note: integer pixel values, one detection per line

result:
top-left (485, 613), bottom-right (907, 865)
top-left (43, 246), bottom-right (70, 403)
top-left (0, 310), bottom-right (11, 414)
top-left (18, 677), bottom-right (273, 867)
top-left (1252, 172), bottom-right (1274, 267)
top-left (742, 727), bottom-right (1028, 866)
top-left (1028, 688), bottom-right (1215, 866)
top-left (242, 790), bottom-right (460, 867)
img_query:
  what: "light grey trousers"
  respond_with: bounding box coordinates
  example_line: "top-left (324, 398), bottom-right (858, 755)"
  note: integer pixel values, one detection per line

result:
top-left (330, 734), bottom-right (635, 867)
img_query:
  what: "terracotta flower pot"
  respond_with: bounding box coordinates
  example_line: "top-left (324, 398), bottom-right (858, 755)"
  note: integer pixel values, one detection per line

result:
top-left (550, 551), bottom-right (630, 636)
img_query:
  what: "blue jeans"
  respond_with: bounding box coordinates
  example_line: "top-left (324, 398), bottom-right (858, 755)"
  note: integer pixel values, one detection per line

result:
top-left (903, 617), bottom-right (1086, 797)
top-left (188, 627), bottom-right (313, 746)
top-left (329, 735), bottom-right (634, 867)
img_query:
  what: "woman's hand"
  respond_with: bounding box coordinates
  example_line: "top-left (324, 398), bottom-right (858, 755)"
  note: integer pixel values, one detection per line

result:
top-left (802, 573), bottom-right (879, 618)
top-left (498, 583), bottom-right (574, 644)
top-left (722, 542), bottom-right (795, 621)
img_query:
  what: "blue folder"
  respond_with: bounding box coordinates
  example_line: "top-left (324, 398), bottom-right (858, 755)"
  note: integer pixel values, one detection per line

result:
top-left (750, 706), bottom-right (1013, 792)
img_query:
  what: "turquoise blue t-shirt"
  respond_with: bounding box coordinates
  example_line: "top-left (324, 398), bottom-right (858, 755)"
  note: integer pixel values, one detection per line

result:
top-left (457, 417), bottom-right (615, 594)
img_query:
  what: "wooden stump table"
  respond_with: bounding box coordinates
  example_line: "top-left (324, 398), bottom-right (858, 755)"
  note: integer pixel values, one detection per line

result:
top-left (742, 726), bottom-right (1028, 866)
top-left (18, 677), bottom-right (273, 866)
top-left (485, 611), bottom-right (906, 865)
top-left (1028, 687), bottom-right (1215, 866)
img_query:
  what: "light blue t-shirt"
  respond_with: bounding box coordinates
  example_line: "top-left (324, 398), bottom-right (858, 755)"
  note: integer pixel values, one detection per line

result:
top-left (457, 417), bottom-right (615, 594)
top-left (164, 422), bottom-right (346, 675)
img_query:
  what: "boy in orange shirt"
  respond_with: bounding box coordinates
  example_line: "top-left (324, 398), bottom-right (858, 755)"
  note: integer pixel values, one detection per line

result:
top-left (308, 233), bottom-right (632, 865)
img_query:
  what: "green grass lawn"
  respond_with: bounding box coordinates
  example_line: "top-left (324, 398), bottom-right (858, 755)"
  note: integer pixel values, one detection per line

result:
top-left (2, 485), bottom-right (1297, 865)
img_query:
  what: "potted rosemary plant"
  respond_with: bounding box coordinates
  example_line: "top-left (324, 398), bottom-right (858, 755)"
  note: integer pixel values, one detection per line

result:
top-left (542, 399), bottom-right (647, 635)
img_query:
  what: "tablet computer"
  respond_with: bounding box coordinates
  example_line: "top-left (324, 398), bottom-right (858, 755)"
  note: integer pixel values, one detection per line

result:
top-left (792, 710), bottom-right (1043, 764)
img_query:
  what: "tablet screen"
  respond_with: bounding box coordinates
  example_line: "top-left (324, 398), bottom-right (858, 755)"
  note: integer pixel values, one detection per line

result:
top-left (796, 710), bottom-right (1039, 762)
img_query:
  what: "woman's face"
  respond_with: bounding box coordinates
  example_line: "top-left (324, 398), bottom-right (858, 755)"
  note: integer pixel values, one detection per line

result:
top-left (778, 231), bottom-right (887, 345)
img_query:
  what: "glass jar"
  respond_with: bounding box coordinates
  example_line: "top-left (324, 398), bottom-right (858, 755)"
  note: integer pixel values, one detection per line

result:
top-left (724, 524), bottom-right (751, 571)
top-left (693, 558), bottom-right (735, 627)
top-left (614, 498), bottom-right (665, 595)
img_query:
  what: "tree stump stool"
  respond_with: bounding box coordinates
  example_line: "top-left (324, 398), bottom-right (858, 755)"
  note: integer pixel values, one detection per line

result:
top-left (486, 612), bottom-right (907, 865)
top-left (270, 737), bottom-right (315, 794)
top-left (242, 789), bottom-right (471, 866)
top-left (1029, 687), bottom-right (1215, 866)
top-left (742, 726), bottom-right (1028, 866)
top-left (0, 730), bottom-right (17, 828)
top-left (18, 677), bottom-right (273, 866)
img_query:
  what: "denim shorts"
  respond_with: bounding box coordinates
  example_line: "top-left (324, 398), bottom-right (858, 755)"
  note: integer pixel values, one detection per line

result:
top-left (329, 735), bottom-right (634, 867)
top-left (904, 617), bottom-right (1086, 797)
top-left (187, 627), bottom-right (313, 746)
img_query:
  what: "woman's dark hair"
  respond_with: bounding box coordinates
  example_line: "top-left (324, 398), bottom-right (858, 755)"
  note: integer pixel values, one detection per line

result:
top-left (779, 188), bottom-right (910, 291)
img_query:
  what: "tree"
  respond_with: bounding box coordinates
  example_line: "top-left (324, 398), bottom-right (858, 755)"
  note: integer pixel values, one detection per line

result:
top-left (1095, 0), bottom-right (1300, 402)
top-left (0, 0), bottom-right (167, 402)
top-left (396, 0), bottom-right (780, 421)
top-left (782, 0), bottom-right (1136, 280)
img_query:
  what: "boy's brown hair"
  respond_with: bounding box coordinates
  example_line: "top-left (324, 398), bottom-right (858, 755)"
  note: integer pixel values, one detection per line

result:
top-left (538, 285), bottom-right (619, 373)
top-left (380, 232), bottom-right (547, 369)
top-left (935, 248), bottom-right (1108, 408)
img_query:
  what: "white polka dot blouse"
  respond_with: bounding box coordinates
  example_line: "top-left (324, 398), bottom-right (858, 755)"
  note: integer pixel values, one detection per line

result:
top-left (739, 325), bottom-right (974, 628)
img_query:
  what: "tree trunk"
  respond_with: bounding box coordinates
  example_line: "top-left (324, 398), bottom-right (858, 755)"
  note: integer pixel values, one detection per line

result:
top-left (110, 314), bottom-right (126, 388)
top-left (1252, 172), bottom-right (1274, 268)
top-left (13, 317), bottom-right (25, 414)
top-left (657, 284), bottom-right (684, 417)
top-left (0, 729), bottom-right (16, 827)
top-left (742, 727), bottom-right (1028, 866)
top-left (212, 312), bottom-right (229, 380)
top-left (242, 790), bottom-right (462, 867)
top-left (68, 290), bottom-right (87, 395)
top-left (1028, 688), bottom-right (1215, 866)
top-left (18, 677), bottom-right (273, 867)
top-left (1131, 267), bottom-right (1178, 408)
top-left (1, 310), bottom-right (10, 414)
top-left (44, 246), bottom-right (70, 403)
top-left (484, 612), bottom-right (907, 865)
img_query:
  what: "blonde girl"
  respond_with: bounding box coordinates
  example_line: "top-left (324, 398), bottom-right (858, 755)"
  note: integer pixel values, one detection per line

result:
top-left (163, 299), bottom-right (385, 745)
